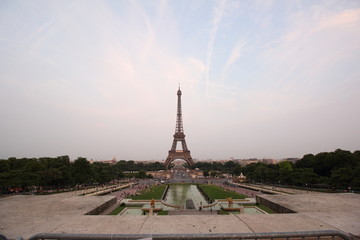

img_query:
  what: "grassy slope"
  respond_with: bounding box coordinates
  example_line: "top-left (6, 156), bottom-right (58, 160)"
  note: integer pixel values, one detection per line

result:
top-left (157, 210), bottom-right (168, 215)
top-left (131, 184), bottom-right (167, 200)
top-left (257, 204), bottom-right (274, 213)
top-left (199, 184), bottom-right (246, 199)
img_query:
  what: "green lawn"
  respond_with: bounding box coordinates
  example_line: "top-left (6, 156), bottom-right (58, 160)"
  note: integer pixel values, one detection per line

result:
top-left (252, 204), bottom-right (274, 213)
top-left (217, 209), bottom-right (230, 215)
top-left (109, 205), bottom-right (125, 215)
top-left (131, 184), bottom-right (167, 200)
top-left (198, 184), bottom-right (246, 200)
top-left (157, 210), bottom-right (168, 215)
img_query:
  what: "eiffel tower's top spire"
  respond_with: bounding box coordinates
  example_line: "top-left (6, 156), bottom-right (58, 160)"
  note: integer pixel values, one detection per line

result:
top-left (176, 87), bottom-right (183, 133)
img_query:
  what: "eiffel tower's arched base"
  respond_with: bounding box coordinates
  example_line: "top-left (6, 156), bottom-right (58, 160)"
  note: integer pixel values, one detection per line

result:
top-left (165, 151), bottom-right (194, 169)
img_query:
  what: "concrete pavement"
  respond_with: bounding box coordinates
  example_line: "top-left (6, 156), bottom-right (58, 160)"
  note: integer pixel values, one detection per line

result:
top-left (257, 193), bottom-right (360, 236)
top-left (1, 185), bottom-right (360, 240)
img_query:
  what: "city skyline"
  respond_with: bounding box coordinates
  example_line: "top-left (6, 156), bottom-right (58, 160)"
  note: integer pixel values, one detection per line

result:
top-left (0, 0), bottom-right (359, 161)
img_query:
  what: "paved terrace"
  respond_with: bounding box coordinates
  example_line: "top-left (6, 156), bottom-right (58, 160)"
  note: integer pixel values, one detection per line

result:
top-left (233, 183), bottom-right (318, 195)
top-left (257, 193), bottom-right (360, 237)
top-left (1, 192), bottom-right (359, 240)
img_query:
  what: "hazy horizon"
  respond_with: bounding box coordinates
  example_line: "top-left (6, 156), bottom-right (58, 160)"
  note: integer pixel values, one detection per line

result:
top-left (2, 148), bottom-right (359, 162)
top-left (1, 1), bottom-right (359, 161)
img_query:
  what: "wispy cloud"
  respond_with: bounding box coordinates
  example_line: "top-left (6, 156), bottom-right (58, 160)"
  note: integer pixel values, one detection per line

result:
top-left (205, 0), bottom-right (226, 98)
top-left (221, 39), bottom-right (247, 82)
top-left (261, 5), bottom-right (360, 93)
top-left (225, 40), bottom-right (246, 69)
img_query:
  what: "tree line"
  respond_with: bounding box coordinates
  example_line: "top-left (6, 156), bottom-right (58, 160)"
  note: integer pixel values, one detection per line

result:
top-left (0, 156), bottom-right (165, 193)
top-left (192, 149), bottom-right (360, 190)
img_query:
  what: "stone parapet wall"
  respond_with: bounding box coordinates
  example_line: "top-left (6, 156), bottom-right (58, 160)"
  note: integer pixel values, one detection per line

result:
top-left (85, 197), bottom-right (117, 215)
top-left (256, 195), bottom-right (296, 213)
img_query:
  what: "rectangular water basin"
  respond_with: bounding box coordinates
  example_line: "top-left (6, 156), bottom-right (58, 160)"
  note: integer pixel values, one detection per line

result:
top-left (120, 207), bottom-right (145, 216)
top-left (229, 206), bottom-right (266, 214)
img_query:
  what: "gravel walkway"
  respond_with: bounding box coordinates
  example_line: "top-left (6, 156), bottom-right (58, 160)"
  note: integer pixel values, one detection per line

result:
top-left (214, 183), bottom-right (261, 198)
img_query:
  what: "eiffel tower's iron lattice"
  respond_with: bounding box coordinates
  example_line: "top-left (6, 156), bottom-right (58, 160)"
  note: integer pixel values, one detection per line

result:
top-left (164, 87), bottom-right (194, 169)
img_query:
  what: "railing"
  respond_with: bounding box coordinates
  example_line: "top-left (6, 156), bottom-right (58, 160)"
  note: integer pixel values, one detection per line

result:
top-left (24, 230), bottom-right (351, 240)
top-left (160, 199), bottom-right (181, 208)
top-left (202, 200), bottom-right (218, 209)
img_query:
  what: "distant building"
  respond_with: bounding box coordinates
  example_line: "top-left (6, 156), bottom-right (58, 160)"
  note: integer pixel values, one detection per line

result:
top-left (239, 159), bottom-right (260, 166)
top-left (262, 158), bottom-right (278, 164)
top-left (89, 157), bottom-right (117, 165)
top-left (282, 158), bottom-right (300, 163)
top-left (234, 172), bottom-right (247, 183)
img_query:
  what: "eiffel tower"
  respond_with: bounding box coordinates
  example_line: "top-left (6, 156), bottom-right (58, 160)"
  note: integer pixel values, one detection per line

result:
top-left (164, 87), bottom-right (194, 169)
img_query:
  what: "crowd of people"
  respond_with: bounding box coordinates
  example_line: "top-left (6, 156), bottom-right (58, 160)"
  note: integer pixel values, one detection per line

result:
top-left (218, 182), bottom-right (258, 198)
top-left (111, 182), bottom-right (150, 202)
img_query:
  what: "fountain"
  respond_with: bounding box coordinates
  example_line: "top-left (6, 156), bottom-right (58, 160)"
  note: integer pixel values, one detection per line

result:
top-left (227, 197), bottom-right (233, 207)
top-left (121, 184), bottom-right (264, 215)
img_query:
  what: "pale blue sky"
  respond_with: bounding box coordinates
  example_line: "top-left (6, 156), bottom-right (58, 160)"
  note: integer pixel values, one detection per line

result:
top-left (1, 0), bottom-right (359, 161)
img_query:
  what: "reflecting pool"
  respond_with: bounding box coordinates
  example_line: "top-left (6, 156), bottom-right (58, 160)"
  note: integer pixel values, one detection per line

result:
top-left (228, 207), bottom-right (265, 214)
top-left (163, 184), bottom-right (208, 210)
top-left (120, 208), bottom-right (144, 215)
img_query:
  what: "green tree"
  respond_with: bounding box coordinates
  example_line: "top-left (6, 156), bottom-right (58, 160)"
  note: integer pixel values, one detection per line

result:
top-left (351, 164), bottom-right (360, 189)
top-left (41, 168), bottom-right (63, 187)
top-left (313, 152), bottom-right (333, 177)
top-left (117, 170), bottom-right (125, 179)
top-left (288, 168), bottom-right (317, 186)
top-left (253, 165), bottom-right (267, 182)
top-left (295, 154), bottom-right (315, 168)
top-left (92, 162), bottom-right (114, 183)
top-left (234, 165), bottom-right (242, 176)
top-left (136, 170), bottom-right (147, 178)
top-left (331, 167), bottom-right (354, 188)
top-left (0, 160), bottom-right (10, 172)
top-left (223, 161), bottom-right (237, 172)
top-left (242, 162), bottom-right (259, 180)
top-left (72, 157), bottom-right (92, 184)
top-left (210, 171), bottom-right (217, 177)
top-left (278, 161), bottom-right (293, 184)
